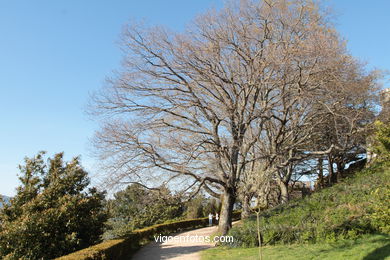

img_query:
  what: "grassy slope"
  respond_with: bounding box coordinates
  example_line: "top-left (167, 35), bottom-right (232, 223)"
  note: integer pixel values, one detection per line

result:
top-left (202, 234), bottom-right (390, 260)
top-left (230, 162), bottom-right (389, 246)
top-left (202, 162), bottom-right (390, 259)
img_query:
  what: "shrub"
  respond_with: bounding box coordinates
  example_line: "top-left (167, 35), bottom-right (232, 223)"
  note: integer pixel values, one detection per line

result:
top-left (371, 121), bottom-right (390, 161)
top-left (368, 185), bottom-right (390, 234)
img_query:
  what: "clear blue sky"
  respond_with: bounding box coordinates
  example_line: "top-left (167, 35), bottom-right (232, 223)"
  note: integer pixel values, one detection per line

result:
top-left (0, 0), bottom-right (389, 197)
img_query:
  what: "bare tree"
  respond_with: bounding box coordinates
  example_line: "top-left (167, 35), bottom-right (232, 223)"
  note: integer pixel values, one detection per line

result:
top-left (309, 60), bottom-right (380, 186)
top-left (91, 0), bottom-right (370, 234)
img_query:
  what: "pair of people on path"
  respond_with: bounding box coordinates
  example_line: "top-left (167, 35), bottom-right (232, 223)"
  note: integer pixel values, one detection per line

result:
top-left (208, 212), bottom-right (219, 226)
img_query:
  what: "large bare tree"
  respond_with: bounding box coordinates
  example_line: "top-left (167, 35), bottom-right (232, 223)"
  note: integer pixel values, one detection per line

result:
top-left (91, 0), bottom-right (368, 234)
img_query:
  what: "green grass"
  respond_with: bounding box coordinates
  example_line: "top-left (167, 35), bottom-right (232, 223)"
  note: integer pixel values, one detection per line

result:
top-left (204, 162), bottom-right (390, 259)
top-left (201, 234), bottom-right (390, 260)
top-left (225, 162), bottom-right (390, 247)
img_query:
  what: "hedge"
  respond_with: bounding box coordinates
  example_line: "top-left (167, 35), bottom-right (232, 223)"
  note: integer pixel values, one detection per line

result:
top-left (56, 211), bottom-right (241, 260)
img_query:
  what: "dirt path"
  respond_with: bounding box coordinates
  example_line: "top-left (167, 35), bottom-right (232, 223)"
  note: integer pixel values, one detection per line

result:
top-left (132, 225), bottom-right (218, 260)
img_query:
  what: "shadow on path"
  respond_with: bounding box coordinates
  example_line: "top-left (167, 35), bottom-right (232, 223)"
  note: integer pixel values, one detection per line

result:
top-left (133, 243), bottom-right (211, 260)
top-left (363, 243), bottom-right (390, 260)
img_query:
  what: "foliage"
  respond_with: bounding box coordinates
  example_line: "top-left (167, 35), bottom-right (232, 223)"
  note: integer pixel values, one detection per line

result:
top-left (372, 120), bottom-right (390, 160)
top-left (0, 152), bottom-right (107, 260)
top-left (56, 238), bottom-right (135, 260)
top-left (201, 234), bottom-right (390, 260)
top-left (224, 162), bottom-right (390, 247)
top-left (203, 198), bottom-right (221, 216)
top-left (368, 185), bottom-right (390, 234)
top-left (184, 195), bottom-right (221, 219)
top-left (185, 195), bottom-right (205, 219)
top-left (57, 211), bottom-right (242, 260)
top-left (103, 184), bottom-right (184, 240)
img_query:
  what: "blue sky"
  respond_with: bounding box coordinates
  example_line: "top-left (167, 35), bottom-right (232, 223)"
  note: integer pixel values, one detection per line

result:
top-left (0, 0), bottom-right (389, 196)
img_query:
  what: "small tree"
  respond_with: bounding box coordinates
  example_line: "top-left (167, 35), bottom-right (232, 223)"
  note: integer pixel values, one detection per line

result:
top-left (248, 163), bottom-right (272, 260)
top-left (0, 152), bottom-right (107, 259)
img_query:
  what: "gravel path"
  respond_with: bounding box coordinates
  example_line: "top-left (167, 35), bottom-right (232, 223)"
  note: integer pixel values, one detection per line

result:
top-left (132, 225), bottom-right (218, 260)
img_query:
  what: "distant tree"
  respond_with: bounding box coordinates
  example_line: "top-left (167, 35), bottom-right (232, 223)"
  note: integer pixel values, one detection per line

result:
top-left (0, 152), bottom-right (107, 260)
top-left (183, 194), bottom-right (221, 219)
top-left (203, 198), bottom-right (221, 216)
top-left (104, 184), bottom-right (183, 239)
top-left (185, 195), bottom-right (204, 219)
top-left (0, 195), bottom-right (11, 208)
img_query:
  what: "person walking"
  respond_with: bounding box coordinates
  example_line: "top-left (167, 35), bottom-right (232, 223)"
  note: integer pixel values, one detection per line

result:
top-left (215, 213), bottom-right (219, 224)
top-left (208, 213), bottom-right (213, 226)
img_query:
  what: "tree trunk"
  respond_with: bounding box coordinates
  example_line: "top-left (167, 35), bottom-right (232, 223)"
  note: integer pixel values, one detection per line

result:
top-left (316, 157), bottom-right (324, 189)
top-left (328, 155), bottom-right (337, 184)
top-left (336, 160), bottom-right (344, 182)
top-left (218, 187), bottom-right (236, 235)
top-left (256, 210), bottom-right (263, 260)
top-left (278, 180), bottom-right (289, 204)
top-left (241, 193), bottom-right (251, 219)
top-left (263, 191), bottom-right (269, 209)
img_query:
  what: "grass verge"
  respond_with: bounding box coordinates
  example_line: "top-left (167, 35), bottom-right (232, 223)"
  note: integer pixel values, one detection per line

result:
top-left (201, 234), bottom-right (390, 260)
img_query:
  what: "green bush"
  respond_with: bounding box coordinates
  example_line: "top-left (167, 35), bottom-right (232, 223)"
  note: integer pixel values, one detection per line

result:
top-left (372, 121), bottom-right (390, 160)
top-left (224, 162), bottom-right (390, 247)
top-left (368, 185), bottom-right (390, 234)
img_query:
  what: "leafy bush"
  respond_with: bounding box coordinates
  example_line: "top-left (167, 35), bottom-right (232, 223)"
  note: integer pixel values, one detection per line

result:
top-left (368, 185), bottom-right (390, 234)
top-left (224, 162), bottom-right (390, 247)
top-left (371, 120), bottom-right (390, 161)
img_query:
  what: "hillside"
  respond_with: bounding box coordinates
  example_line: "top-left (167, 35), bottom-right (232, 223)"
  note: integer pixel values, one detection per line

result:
top-left (201, 162), bottom-right (390, 259)
top-left (0, 195), bottom-right (10, 207)
top-left (226, 161), bottom-right (389, 247)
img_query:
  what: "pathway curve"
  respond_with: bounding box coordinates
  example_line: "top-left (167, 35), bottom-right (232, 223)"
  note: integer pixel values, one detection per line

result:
top-left (132, 225), bottom-right (218, 260)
